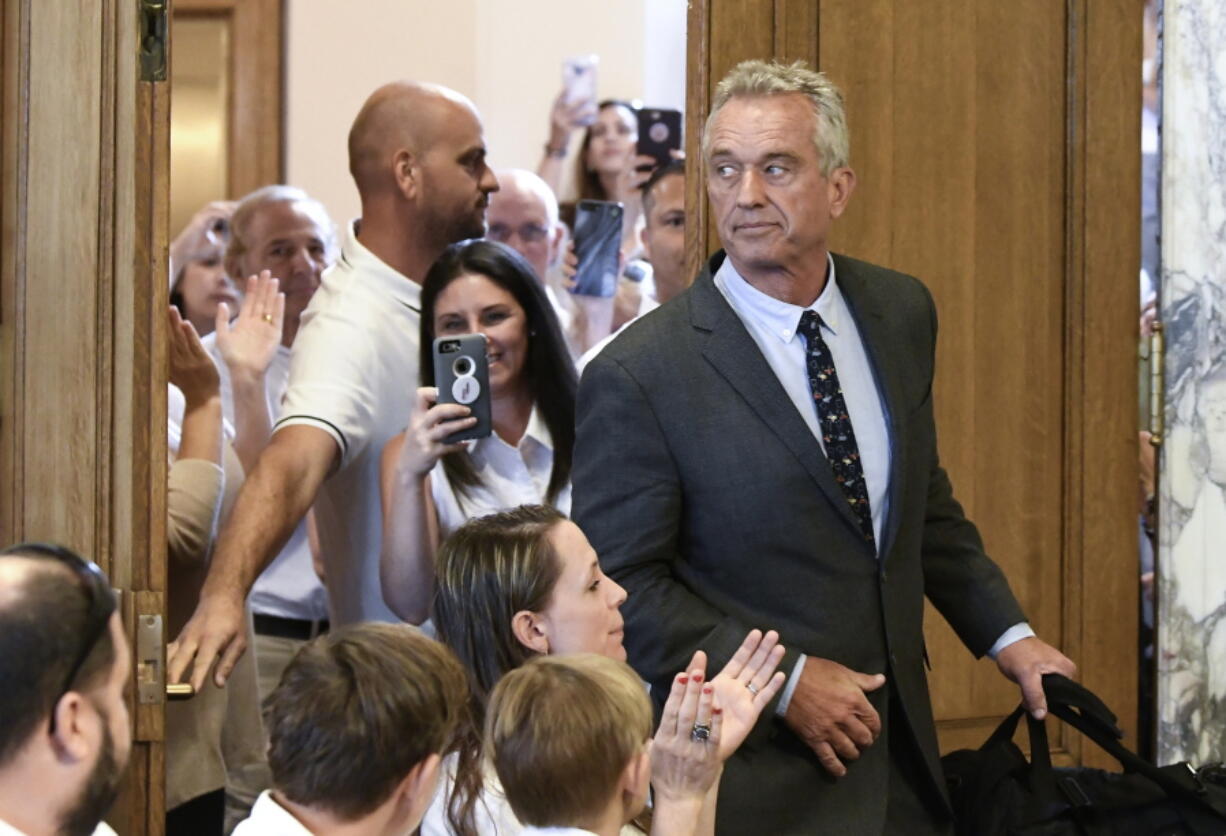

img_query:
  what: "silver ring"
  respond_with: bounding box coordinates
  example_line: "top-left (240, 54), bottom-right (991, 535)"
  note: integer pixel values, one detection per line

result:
top-left (690, 722), bottom-right (711, 743)
top-left (746, 682), bottom-right (759, 696)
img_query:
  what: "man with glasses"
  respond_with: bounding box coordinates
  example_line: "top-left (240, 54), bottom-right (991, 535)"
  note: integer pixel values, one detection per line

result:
top-left (485, 168), bottom-right (582, 352)
top-left (0, 543), bottom-right (132, 836)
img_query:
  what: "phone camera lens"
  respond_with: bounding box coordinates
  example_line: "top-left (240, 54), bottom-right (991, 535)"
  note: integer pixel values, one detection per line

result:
top-left (453, 356), bottom-right (474, 377)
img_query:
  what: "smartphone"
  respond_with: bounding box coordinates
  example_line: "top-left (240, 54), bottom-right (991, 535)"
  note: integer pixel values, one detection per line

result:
top-left (636, 107), bottom-right (683, 165)
top-left (432, 334), bottom-right (492, 443)
top-left (572, 200), bottom-right (623, 297)
top-left (563, 55), bottom-right (599, 125)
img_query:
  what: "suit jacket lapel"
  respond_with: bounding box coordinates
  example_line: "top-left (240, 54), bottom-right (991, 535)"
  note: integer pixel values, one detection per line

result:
top-left (690, 253), bottom-right (870, 545)
top-left (833, 255), bottom-right (908, 559)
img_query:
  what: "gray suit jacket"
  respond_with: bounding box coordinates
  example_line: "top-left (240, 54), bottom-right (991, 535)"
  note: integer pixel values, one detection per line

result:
top-left (572, 251), bottom-right (1026, 834)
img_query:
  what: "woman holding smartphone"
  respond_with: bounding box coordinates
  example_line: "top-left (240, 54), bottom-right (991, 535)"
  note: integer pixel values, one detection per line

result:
top-left (379, 239), bottom-right (577, 625)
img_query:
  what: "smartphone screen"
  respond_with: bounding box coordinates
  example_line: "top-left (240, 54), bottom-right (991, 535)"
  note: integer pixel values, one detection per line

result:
top-left (636, 108), bottom-right (683, 165)
top-left (572, 200), bottom-right (623, 297)
top-left (563, 55), bottom-right (598, 125)
top-left (432, 334), bottom-right (492, 443)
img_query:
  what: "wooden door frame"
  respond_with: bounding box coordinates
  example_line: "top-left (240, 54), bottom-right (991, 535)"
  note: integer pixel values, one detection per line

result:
top-left (173, 0), bottom-right (285, 196)
top-left (685, 0), bottom-right (1139, 770)
top-left (2, 0), bottom-right (169, 831)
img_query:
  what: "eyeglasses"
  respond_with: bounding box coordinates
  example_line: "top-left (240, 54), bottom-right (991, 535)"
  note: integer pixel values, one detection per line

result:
top-left (0, 543), bottom-right (117, 732)
top-left (487, 222), bottom-right (551, 246)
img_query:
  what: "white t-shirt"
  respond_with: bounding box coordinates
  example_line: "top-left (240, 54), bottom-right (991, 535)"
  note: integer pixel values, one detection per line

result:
top-left (202, 334), bottom-right (329, 622)
top-left (430, 408), bottom-right (571, 537)
top-left (232, 791), bottom-right (312, 835)
top-left (275, 220), bottom-right (421, 625)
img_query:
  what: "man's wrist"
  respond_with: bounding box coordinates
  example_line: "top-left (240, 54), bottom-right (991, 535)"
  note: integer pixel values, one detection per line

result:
top-left (776, 654), bottom-right (807, 717)
top-left (987, 623), bottom-right (1035, 659)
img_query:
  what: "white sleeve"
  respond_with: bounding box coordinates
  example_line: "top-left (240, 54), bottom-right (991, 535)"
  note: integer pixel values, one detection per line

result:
top-left (274, 305), bottom-right (379, 468)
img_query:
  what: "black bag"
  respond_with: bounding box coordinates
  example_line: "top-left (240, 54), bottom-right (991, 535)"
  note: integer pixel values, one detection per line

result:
top-left (942, 674), bottom-right (1226, 835)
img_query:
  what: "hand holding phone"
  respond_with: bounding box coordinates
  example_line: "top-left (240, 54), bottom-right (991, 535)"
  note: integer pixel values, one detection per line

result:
top-left (562, 55), bottom-right (599, 125)
top-left (571, 200), bottom-right (623, 297)
top-left (431, 334), bottom-right (492, 443)
top-left (636, 107), bottom-right (683, 166)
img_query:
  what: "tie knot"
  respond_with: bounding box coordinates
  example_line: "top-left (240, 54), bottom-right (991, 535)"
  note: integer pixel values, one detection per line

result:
top-left (799, 310), bottom-right (825, 336)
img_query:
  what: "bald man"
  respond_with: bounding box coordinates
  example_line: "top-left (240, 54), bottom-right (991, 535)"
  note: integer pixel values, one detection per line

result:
top-left (485, 168), bottom-right (585, 352)
top-left (168, 81), bottom-right (499, 690)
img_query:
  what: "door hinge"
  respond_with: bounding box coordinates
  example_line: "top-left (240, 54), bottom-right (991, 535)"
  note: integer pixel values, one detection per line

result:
top-left (139, 0), bottom-right (168, 83)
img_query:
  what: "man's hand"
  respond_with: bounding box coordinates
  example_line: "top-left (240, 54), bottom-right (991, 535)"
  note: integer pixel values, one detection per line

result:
top-left (784, 657), bottom-right (885, 777)
top-left (995, 637), bottom-right (1077, 720)
top-left (167, 589), bottom-right (247, 691)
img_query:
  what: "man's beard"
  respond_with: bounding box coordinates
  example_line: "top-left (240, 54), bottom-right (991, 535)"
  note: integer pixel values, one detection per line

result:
top-left (421, 200), bottom-right (487, 252)
top-left (60, 720), bottom-right (123, 836)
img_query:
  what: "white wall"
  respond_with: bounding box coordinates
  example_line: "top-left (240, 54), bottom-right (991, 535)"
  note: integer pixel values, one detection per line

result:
top-left (285, 0), bottom-right (686, 227)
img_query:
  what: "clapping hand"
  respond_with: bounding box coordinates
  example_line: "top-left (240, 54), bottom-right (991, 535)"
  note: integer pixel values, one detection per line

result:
top-left (215, 270), bottom-right (284, 381)
top-left (650, 666), bottom-right (724, 805)
top-left (702, 629), bottom-right (787, 760)
top-left (168, 306), bottom-right (219, 404)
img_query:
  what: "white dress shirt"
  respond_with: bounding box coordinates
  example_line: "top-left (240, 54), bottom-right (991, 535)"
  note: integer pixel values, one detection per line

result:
top-left (232, 790), bottom-right (313, 835)
top-left (713, 254), bottom-right (1031, 713)
top-left (430, 408), bottom-right (571, 538)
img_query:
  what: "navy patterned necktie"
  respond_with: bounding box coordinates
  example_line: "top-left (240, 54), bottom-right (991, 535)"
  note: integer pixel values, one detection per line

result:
top-left (797, 310), bottom-right (875, 546)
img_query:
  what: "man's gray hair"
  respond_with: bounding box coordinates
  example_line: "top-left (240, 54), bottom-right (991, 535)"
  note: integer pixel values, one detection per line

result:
top-left (225, 184), bottom-right (338, 277)
top-left (702, 60), bottom-right (849, 176)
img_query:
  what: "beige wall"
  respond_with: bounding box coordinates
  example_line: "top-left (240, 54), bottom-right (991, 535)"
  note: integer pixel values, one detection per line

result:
top-left (285, 0), bottom-right (686, 228)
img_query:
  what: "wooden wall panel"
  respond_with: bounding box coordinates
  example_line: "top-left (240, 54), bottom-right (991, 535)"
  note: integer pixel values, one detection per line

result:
top-left (687, 0), bottom-right (1140, 768)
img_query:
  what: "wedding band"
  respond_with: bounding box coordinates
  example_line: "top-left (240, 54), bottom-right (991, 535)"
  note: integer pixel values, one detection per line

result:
top-left (261, 313), bottom-right (274, 323)
top-left (746, 682), bottom-right (759, 696)
top-left (690, 722), bottom-right (711, 743)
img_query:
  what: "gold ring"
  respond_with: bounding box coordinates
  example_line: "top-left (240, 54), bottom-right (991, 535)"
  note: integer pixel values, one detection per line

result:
top-left (261, 313), bottom-right (274, 324)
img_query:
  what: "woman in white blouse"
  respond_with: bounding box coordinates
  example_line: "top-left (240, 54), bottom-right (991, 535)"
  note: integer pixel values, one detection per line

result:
top-left (380, 239), bottom-right (578, 624)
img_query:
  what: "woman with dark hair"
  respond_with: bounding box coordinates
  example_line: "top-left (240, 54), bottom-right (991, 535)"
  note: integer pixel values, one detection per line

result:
top-left (379, 239), bottom-right (578, 625)
top-left (421, 505), bottom-right (786, 836)
top-left (169, 201), bottom-right (240, 338)
top-left (539, 99), bottom-right (656, 255)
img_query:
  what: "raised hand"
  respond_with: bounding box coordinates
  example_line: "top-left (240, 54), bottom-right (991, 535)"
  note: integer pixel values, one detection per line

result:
top-left (650, 667), bottom-right (724, 805)
top-left (215, 270), bottom-right (284, 381)
top-left (168, 306), bottom-right (219, 405)
top-left (703, 629), bottom-right (787, 760)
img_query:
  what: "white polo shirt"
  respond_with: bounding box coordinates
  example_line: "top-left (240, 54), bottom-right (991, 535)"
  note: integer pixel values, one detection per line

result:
top-left (275, 221), bottom-right (420, 625)
top-left (202, 335), bottom-right (329, 622)
top-left (232, 791), bottom-right (312, 835)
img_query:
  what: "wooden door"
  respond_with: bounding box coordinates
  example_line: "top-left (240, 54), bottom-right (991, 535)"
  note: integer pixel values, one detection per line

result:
top-left (170, 0), bottom-right (283, 234)
top-left (686, 0), bottom-right (1140, 769)
top-left (1, 0), bottom-right (170, 832)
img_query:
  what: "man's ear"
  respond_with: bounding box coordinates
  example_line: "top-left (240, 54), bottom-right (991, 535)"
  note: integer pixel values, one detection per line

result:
top-left (393, 148), bottom-right (419, 201)
top-left (618, 746), bottom-right (652, 818)
top-left (548, 224), bottom-right (566, 267)
top-left (827, 166), bottom-right (857, 220)
top-left (50, 692), bottom-right (96, 764)
top-left (395, 752), bottom-right (443, 828)
top-left (639, 222), bottom-right (654, 263)
top-left (510, 609), bottom-right (550, 655)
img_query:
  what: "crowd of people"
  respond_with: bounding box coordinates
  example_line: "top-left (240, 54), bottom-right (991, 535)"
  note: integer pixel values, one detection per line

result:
top-left (0, 60), bottom-right (1078, 836)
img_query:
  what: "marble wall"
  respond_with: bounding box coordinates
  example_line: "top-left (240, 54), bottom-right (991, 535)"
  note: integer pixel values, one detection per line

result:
top-left (1157, 0), bottom-right (1226, 767)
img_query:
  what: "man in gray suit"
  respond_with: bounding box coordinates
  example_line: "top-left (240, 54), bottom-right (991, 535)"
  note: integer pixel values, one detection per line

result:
top-left (572, 60), bottom-right (1076, 834)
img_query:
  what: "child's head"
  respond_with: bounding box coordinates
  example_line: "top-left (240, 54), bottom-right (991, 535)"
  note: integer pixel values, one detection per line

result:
top-left (485, 653), bottom-right (653, 828)
top-left (262, 623), bottom-right (468, 827)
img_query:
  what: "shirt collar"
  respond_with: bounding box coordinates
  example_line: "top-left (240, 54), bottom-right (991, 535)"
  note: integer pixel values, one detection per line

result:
top-left (715, 252), bottom-right (844, 343)
top-left (336, 219), bottom-right (422, 313)
top-left (473, 406), bottom-right (554, 453)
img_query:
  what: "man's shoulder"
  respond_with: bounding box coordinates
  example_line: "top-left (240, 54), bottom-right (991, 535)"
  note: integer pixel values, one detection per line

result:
top-left (832, 252), bottom-right (931, 300)
top-left (590, 290), bottom-right (694, 372)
